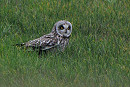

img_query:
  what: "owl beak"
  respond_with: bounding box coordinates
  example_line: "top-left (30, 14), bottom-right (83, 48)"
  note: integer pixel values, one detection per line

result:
top-left (65, 29), bottom-right (67, 33)
top-left (63, 24), bottom-right (68, 33)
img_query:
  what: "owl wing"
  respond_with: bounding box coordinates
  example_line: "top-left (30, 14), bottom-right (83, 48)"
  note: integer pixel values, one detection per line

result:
top-left (24, 33), bottom-right (59, 51)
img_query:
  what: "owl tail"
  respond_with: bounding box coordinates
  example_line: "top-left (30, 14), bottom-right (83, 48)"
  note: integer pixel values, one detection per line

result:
top-left (14, 43), bottom-right (25, 47)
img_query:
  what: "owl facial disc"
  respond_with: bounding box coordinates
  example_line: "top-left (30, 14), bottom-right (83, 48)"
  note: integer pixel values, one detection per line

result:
top-left (55, 20), bottom-right (72, 37)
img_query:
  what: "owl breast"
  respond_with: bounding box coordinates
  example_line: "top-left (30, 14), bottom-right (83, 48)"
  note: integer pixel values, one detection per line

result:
top-left (57, 35), bottom-right (69, 51)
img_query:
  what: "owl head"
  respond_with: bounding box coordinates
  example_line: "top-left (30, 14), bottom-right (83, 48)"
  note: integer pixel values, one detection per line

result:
top-left (52, 20), bottom-right (72, 37)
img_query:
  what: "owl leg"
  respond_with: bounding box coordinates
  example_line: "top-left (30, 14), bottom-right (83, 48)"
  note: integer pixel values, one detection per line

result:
top-left (38, 46), bottom-right (42, 58)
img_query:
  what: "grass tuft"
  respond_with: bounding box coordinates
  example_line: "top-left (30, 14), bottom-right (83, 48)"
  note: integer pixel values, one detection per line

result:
top-left (0, 0), bottom-right (129, 87)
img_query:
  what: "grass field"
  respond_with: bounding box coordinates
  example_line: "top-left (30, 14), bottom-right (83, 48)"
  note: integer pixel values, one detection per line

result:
top-left (0, 0), bottom-right (129, 87)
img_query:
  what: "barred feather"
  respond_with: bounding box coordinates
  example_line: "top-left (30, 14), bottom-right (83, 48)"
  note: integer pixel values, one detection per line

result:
top-left (15, 20), bottom-right (72, 55)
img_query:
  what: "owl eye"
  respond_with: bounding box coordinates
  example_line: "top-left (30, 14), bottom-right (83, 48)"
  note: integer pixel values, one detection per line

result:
top-left (59, 25), bottom-right (64, 29)
top-left (68, 26), bottom-right (71, 30)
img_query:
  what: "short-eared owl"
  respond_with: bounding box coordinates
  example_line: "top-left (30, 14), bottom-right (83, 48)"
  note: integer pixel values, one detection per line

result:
top-left (16, 20), bottom-right (72, 55)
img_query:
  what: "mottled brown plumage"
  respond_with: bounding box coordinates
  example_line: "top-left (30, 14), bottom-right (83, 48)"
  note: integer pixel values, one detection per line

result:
top-left (16, 20), bottom-right (72, 55)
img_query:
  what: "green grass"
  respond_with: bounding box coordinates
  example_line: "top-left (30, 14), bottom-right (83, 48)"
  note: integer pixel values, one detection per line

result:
top-left (0, 0), bottom-right (129, 87)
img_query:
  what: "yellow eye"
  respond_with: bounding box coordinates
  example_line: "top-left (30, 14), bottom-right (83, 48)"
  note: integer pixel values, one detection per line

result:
top-left (68, 26), bottom-right (71, 30)
top-left (59, 25), bottom-right (64, 29)
top-left (60, 26), bottom-right (64, 29)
